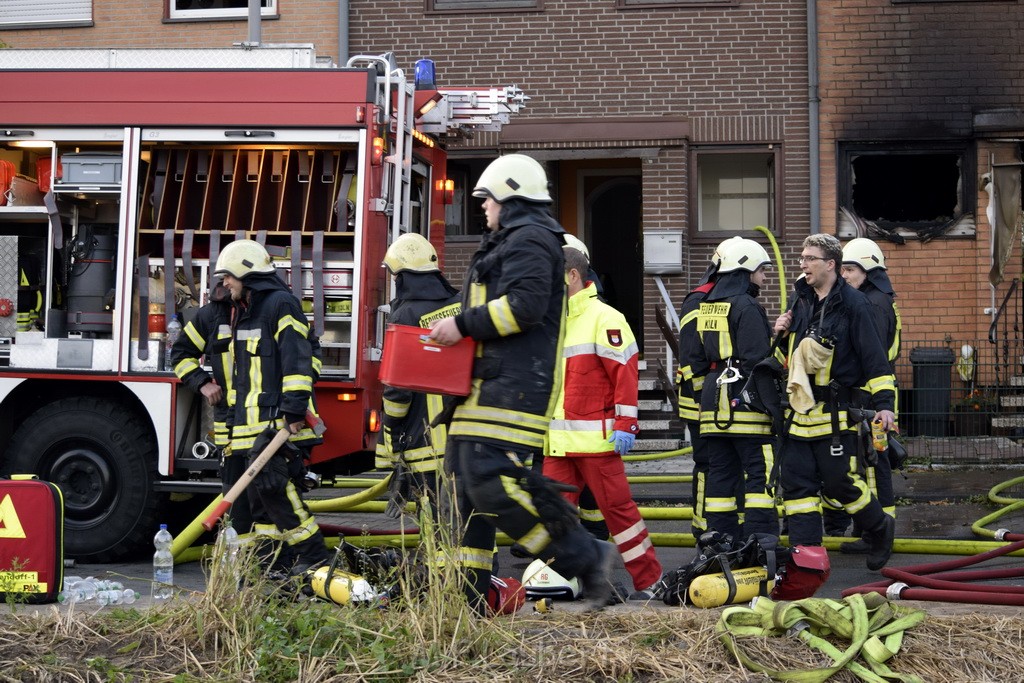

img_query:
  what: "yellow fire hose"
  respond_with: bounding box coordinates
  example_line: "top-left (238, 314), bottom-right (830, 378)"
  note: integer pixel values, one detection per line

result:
top-left (718, 592), bottom-right (926, 682)
top-left (172, 474), bottom-right (393, 562)
top-left (174, 447), bottom-right (1024, 565)
top-left (754, 224), bottom-right (787, 314)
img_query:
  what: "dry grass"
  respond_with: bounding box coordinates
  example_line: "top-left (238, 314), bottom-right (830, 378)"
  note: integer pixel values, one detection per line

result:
top-left (1, 494), bottom-right (1022, 681)
top-left (0, 577), bottom-right (1022, 682)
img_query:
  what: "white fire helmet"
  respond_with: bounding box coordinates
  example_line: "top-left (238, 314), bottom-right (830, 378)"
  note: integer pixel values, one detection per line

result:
top-left (842, 237), bottom-right (887, 271)
top-left (714, 236), bottom-right (771, 274)
top-left (562, 233), bottom-right (590, 261)
top-left (522, 559), bottom-right (581, 600)
top-left (472, 154), bottom-right (552, 203)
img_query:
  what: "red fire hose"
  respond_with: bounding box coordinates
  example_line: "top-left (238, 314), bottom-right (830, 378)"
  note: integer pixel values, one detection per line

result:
top-left (843, 536), bottom-right (1024, 606)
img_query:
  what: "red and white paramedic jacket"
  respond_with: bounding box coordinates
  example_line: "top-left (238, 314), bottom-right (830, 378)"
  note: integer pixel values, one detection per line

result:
top-left (548, 282), bottom-right (640, 456)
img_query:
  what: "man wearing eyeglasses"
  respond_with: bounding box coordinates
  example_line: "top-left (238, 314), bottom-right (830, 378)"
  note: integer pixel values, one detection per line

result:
top-left (773, 234), bottom-right (897, 576)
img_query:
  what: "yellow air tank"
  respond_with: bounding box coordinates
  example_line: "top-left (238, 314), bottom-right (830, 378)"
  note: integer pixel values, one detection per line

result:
top-left (308, 567), bottom-right (377, 605)
top-left (688, 566), bottom-right (774, 608)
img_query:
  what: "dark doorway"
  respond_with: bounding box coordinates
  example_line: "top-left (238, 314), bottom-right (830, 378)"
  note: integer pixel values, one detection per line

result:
top-left (586, 175), bottom-right (643, 351)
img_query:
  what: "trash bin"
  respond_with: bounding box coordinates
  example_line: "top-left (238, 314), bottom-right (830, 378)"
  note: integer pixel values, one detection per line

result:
top-left (909, 346), bottom-right (955, 436)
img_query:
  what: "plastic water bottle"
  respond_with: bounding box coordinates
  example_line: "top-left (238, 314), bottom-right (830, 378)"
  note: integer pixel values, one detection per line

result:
top-left (152, 524), bottom-right (174, 600)
top-left (97, 590), bottom-right (123, 607)
top-left (165, 315), bottom-right (182, 372)
top-left (121, 589), bottom-right (140, 605)
top-left (219, 519), bottom-right (241, 578)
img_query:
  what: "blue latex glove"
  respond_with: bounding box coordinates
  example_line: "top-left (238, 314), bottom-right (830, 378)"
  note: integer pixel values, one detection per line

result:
top-left (609, 430), bottom-right (636, 455)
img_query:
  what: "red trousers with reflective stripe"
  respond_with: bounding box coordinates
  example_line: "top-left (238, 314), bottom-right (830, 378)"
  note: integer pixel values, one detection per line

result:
top-left (543, 454), bottom-right (663, 592)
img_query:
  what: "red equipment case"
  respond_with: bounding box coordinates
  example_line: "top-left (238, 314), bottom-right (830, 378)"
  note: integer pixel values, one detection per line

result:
top-left (0, 160), bottom-right (15, 206)
top-left (379, 324), bottom-right (475, 396)
top-left (0, 476), bottom-right (64, 603)
top-left (36, 157), bottom-right (62, 193)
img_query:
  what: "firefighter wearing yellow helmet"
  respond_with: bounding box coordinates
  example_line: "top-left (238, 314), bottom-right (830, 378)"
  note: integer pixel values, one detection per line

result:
top-left (376, 232), bottom-right (460, 525)
top-left (211, 238), bottom-right (331, 574)
top-left (691, 235), bottom-right (778, 546)
top-left (382, 232), bottom-right (440, 274)
top-left (824, 237), bottom-right (902, 554)
top-left (426, 154), bottom-right (618, 614)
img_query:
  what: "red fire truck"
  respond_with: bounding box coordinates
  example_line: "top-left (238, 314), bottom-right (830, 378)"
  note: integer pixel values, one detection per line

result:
top-left (0, 46), bottom-right (525, 561)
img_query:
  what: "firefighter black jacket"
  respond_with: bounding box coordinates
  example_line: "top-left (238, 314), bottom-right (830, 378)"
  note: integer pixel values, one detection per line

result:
top-left (449, 199), bottom-right (567, 451)
top-left (374, 271), bottom-right (461, 473)
top-left (695, 270), bottom-right (773, 437)
top-left (677, 282), bottom-right (714, 423)
top-left (225, 272), bottom-right (323, 453)
top-left (862, 269), bottom-right (900, 368)
top-left (783, 276), bottom-right (896, 439)
top-left (171, 286), bottom-right (232, 447)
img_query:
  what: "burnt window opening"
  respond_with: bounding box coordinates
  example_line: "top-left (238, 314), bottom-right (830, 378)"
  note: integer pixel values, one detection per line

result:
top-left (852, 154), bottom-right (960, 224)
top-left (838, 142), bottom-right (975, 241)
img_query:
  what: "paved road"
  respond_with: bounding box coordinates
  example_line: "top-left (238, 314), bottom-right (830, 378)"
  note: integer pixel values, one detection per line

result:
top-left (56, 464), bottom-right (1024, 614)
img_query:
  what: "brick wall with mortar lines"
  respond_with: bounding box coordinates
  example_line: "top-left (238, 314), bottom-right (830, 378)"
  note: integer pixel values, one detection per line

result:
top-left (6, 0), bottom-right (814, 359)
top-left (819, 0), bottom-right (1024, 350)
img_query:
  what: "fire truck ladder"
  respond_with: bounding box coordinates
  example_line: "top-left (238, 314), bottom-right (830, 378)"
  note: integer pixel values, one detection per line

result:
top-left (346, 54), bottom-right (415, 241)
top-left (418, 87), bottom-right (530, 136)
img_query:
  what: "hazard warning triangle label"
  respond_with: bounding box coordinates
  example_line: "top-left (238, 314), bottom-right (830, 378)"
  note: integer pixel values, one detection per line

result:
top-left (0, 494), bottom-right (27, 539)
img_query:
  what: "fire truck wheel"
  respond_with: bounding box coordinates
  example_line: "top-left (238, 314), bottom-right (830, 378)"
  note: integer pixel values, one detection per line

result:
top-left (4, 397), bottom-right (160, 562)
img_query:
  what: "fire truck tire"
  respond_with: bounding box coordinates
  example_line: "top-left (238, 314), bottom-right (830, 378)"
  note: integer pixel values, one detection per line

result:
top-left (3, 397), bottom-right (160, 562)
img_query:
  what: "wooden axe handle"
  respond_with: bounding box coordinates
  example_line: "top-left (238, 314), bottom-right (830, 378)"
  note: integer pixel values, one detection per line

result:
top-left (202, 427), bottom-right (291, 531)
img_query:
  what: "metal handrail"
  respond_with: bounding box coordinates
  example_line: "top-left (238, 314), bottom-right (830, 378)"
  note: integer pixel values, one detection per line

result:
top-left (987, 277), bottom-right (1019, 345)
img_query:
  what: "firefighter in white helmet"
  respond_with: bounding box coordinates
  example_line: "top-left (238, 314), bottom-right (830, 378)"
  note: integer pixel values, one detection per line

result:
top-left (677, 243), bottom-right (731, 541)
top-left (824, 237), bottom-right (902, 553)
top-left (376, 233), bottom-right (461, 523)
top-left (690, 236), bottom-right (778, 548)
top-left (212, 239), bottom-right (330, 575)
top-left (427, 154), bottom-right (617, 613)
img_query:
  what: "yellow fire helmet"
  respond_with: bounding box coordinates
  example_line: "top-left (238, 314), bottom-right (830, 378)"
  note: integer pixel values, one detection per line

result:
top-left (842, 237), bottom-right (886, 271)
top-left (472, 154), bottom-right (551, 203)
top-left (382, 233), bottom-right (439, 274)
top-left (213, 239), bottom-right (276, 279)
top-left (522, 558), bottom-right (581, 600)
top-left (714, 236), bottom-right (771, 273)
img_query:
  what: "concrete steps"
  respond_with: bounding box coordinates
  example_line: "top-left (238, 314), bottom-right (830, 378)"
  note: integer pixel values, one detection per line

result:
top-left (634, 372), bottom-right (685, 454)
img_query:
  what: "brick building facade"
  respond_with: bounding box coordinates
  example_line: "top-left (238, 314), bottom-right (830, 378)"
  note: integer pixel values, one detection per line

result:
top-left (5, 0), bottom-right (1022, 384)
top-left (817, 0), bottom-right (1024, 393)
top-left (1, 0), bottom-right (812, 364)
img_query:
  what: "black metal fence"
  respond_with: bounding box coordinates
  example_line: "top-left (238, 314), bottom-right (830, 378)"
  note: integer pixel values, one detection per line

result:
top-left (897, 338), bottom-right (1024, 465)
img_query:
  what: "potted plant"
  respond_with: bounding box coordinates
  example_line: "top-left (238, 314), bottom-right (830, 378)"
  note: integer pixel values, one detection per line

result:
top-left (951, 389), bottom-right (997, 436)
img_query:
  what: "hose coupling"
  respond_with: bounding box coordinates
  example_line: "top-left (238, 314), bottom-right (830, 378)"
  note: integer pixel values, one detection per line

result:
top-left (886, 582), bottom-right (909, 600)
top-left (192, 440), bottom-right (214, 459)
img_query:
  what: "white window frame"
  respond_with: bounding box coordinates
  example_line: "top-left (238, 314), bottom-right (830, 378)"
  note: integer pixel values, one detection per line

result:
top-left (0, 0), bottom-right (92, 29)
top-left (693, 147), bottom-right (778, 236)
top-left (169, 0), bottom-right (278, 21)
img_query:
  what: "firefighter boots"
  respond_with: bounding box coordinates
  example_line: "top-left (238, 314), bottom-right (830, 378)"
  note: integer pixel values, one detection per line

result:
top-left (864, 515), bottom-right (896, 571)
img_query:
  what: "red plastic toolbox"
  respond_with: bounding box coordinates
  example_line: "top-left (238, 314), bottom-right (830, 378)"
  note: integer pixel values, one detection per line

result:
top-left (36, 157), bottom-right (62, 193)
top-left (0, 160), bottom-right (15, 206)
top-left (0, 475), bottom-right (64, 603)
top-left (379, 324), bottom-right (475, 396)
